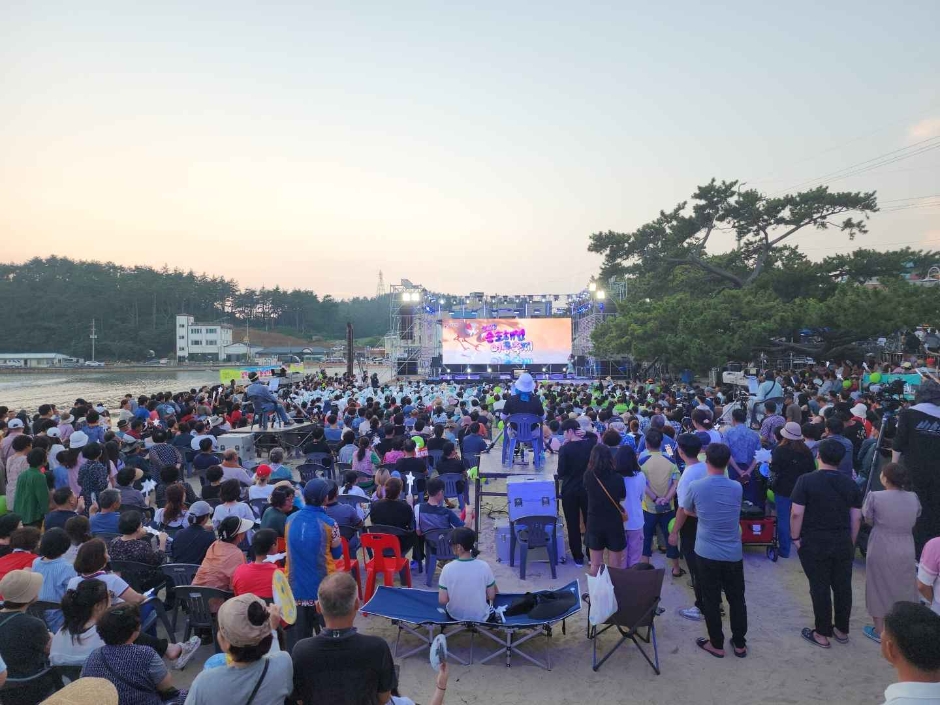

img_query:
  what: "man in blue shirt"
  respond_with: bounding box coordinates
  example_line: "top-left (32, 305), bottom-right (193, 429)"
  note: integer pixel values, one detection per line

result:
top-left (89, 489), bottom-right (122, 535)
top-left (246, 372), bottom-right (293, 426)
top-left (671, 443), bottom-right (747, 658)
top-left (723, 408), bottom-right (763, 506)
top-left (461, 422), bottom-right (488, 458)
top-left (752, 372), bottom-right (784, 427)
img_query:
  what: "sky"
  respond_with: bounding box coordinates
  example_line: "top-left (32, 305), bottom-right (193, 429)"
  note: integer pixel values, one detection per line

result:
top-left (2, 1), bottom-right (939, 298)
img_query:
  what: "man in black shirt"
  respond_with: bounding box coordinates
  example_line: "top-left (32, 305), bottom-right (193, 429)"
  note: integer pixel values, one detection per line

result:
top-left (790, 438), bottom-right (863, 648)
top-left (556, 418), bottom-right (598, 568)
top-left (292, 572), bottom-right (396, 705)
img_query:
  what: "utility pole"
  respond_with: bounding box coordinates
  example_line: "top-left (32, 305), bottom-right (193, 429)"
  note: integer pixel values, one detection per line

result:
top-left (90, 319), bottom-right (98, 362)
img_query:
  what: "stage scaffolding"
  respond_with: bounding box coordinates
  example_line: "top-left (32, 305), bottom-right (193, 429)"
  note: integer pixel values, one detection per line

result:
top-left (388, 281), bottom-right (438, 378)
top-left (571, 277), bottom-right (627, 376)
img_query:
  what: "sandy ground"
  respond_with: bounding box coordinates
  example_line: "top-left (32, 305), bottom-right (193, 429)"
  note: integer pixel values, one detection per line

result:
top-left (170, 446), bottom-right (896, 705)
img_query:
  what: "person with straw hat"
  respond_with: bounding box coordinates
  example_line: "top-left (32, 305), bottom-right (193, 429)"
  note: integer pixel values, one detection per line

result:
top-left (769, 422), bottom-right (816, 558)
top-left (0, 570), bottom-right (61, 701)
top-left (41, 677), bottom-right (118, 705)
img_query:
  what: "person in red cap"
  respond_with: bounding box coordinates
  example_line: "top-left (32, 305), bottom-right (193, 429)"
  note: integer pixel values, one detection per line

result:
top-left (248, 464), bottom-right (274, 501)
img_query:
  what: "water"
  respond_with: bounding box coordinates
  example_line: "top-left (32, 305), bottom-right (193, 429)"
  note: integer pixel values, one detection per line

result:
top-left (0, 370), bottom-right (223, 412)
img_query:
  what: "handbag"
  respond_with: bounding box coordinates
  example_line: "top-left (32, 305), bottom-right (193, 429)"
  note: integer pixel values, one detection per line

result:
top-left (594, 471), bottom-right (628, 523)
top-left (587, 565), bottom-right (618, 626)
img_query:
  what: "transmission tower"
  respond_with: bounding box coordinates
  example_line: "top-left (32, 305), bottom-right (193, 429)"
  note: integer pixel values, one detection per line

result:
top-left (376, 270), bottom-right (386, 297)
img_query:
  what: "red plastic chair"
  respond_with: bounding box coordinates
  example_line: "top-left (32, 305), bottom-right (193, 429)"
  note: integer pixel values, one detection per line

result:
top-left (337, 537), bottom-right (363, 599)
top-left (361, 532), bottom-right (412, 601)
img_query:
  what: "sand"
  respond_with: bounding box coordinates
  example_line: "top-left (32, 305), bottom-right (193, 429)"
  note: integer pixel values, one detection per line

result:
top-left (172, 447), bottom-right (896, 705)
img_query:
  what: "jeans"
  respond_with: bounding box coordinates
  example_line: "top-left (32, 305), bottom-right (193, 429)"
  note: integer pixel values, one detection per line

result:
top-left (798, 537), bottom-right (854, 637)
top-left (260, 402), bottom-right (292, 425)
top-left (698, 556), bottom-right (747, 650)
top-left (561, 491), bottom-right (588, 562)
top-left (679, 516), bottom-right (702, 608)
top-left (642, 510), bottom-right (679, 559)
top-left (776, 495), bottom-right (792, 557)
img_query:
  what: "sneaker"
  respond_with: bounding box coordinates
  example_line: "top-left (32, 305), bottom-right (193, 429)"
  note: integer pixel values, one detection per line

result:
top-left (679, 606), bottom-right (705, 622)
top-left (863, 625), bottom-right (881, 644)
top-left (573, 559), bottom-right (584, 568)
top-left (173, 636), bottom-right (201, 670)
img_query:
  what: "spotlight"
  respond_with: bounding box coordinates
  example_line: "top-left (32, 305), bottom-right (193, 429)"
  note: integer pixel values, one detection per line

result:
top-left (487, 367), bottom-right (492, 372)
top-left (588, 282), bottom-right (597, 292)
top-left (542, 366), bottom-right (548, 372)
top-left (441, 300), bottom-right (447, 307)
top-left (466, 366), bottom-right (471, 372)
top-left (401, 292), bottom-right (409, 302)
top-left (596, 290), bottom-right (606, 300)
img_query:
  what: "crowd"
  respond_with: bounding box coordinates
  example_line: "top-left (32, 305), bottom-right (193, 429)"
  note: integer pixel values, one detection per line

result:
top-left (0, 360), bottom-right (937, 703)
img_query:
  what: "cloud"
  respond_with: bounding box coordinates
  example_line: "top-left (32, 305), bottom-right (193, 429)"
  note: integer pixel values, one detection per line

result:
top-left (909, 117), bottom-right (940, 140)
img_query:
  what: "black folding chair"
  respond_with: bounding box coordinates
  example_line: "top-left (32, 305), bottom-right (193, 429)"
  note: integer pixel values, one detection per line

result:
top-left (304, 452), bottom-right (335, 480)
top-left (27, 600), bottom-right (62, 631)
top-left (176, 585), bottom-right (233, 653)
top-left (160, 563), bottom-right (201, 635)
top-left (586, 566), bottom-right (665, 675)
top-left (249, 498), bottom-right (269, 519)
top-left (510, 515), bottom-right (559, 580)
top-left (54, 664), bottom-right (83, 684)
top-left (0, 666), bottom-right (61, 701)
top-left (109, 560), bottom-right (174, 637)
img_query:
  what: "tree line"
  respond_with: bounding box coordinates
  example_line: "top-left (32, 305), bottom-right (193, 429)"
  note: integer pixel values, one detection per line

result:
top-left (589, 180), bottom-right (940, 372)
top-left (0, 257), bottom-right (390, 360)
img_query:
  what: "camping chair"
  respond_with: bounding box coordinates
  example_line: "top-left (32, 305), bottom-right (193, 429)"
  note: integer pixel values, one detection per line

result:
top-left (176, 586), bottom-right (233, 653)
top-left (586, 566), bottom-right (665, 675)
top-left (361, 531), bottom-right (413, 601)
top-left (0, 666), bottom-right (61, 700)
top-left (249, 498), bottom-right (269, 519)
top-left (161, 563), bottom-right (201, 635)
top-left (303, 452), bottom-right (335, 480)
top-left (501, 414), bottom-right (544, 469)
top-left (427, 449), bottom-right (444, 471)
top-left (54, 664), bottom-right (83, 684)
top-left (422, 528), bottom-right (455, 587)
top-left (437, 473), bottom-right (466, 510)
top-left (510, 515), bottom-right (558, 580)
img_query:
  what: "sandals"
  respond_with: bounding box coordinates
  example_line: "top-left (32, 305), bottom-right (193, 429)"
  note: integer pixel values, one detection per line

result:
top-left (696, 637), bottom-right (724, 658)
top-left (833, 630), bottom-right (849, 644)
top-left (730, 641), bottom-right (747, 658)
top-left (672, 568), bottom-right (687, 578)
top-left (801, 628), bottom-right (831, 649)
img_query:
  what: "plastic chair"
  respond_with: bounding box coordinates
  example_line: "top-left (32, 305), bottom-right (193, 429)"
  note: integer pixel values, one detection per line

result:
top-left (0, 666), bottom-right (60, 700)
top-left (361, 531), bottom-right (412, 601)
top-left (304, 452), bottom-right (335, 479)
top-left (93, 531), bottom-right (121, 543)
top-left (337, 537), bottom-right (363, 599)
top-left (335, 495), bottom-right (370, 511)
top-left (427, 449), bottom-right (444, 471)
top-left (501, 414), bottom-right (544, 469)
top-left (437, 473), bottom-right (466, 510)
top-left (110, 560), bottom-right (174, 636)
top-left (121, 505), bottom-right (156, 524)
top-left (249, 498), bottom-right (269, 519)
top-left (335, 462), bottom-right (353, 475)
top-left (160, 563), bottom-right (201, 635)
top-left (246, 397), bottom-right (274, 430)
top-left (176, 586), bottom-right (233, 653)
top-left (295, 463), bottom-right (323, 484)
top-left (509, 515), bottom-right (558, 580)
top-left (587, 566), bottom-right (665, 674)
top-left (422, 528), bottom-right (455, 587)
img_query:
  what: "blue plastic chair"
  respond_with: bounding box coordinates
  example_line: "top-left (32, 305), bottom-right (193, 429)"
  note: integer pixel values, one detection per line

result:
top-left (437, 473), bottom-right (466, 510)
top-left (509, 515), bottom-right (558, 580)
top-left (427, 450), bottom-right (444, 471)
top-left (501, 414), bottom-right (544, 469)
top-left (423, 528), bottom-right (456, 586)
top-left (304, 452), bottom-right (334, 480)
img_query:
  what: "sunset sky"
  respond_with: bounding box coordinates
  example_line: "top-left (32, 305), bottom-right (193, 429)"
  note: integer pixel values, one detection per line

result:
top-left (2, 2), bottom-right (938, 298)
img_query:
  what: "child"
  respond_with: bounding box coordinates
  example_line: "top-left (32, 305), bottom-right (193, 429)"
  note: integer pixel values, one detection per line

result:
top-left (438, 527), bottom-right (497, 622)
top-left (201, 465), bottom-right (225, 501)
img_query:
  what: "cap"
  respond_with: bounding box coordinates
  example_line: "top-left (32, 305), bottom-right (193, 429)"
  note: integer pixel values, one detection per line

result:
top-left (780, 422), bottom-right (803, 441)
top-left (117, 419), bottom-right (129, 428)
top-left (219, 515), bottom-right (254, 541)
top-left (0, 569), bottom-right (43, 603)
top-left (576, 416), bottom-right (594, 432)
top-left (188, 500), bottom-right (213, 518)
top-left (42, 677), bottom-right (118, 705)
top-left (68, 430), bottom-right (89, 449)
top-left (46, 426), bottom-right (61, 438)
top-left (255, 464), bottom-right (272, 479)
top-left (217, 593), bottom-right (272, 647)
top-left (850, 403), bottom-right (868, 418)
top-left (303, 478), bottom-right (330, 506)
top-left (7, 418), bottom-right (24, 429)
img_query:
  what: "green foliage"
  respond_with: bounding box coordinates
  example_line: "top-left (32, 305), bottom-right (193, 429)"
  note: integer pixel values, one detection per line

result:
top-left (589, 179), bottom-right (939, 371)
top-left (0, 257), bottom-right (390, 359)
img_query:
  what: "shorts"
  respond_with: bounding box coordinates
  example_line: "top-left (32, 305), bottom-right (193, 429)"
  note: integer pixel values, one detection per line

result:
top-left (585, 523), bottom-right (627, 552)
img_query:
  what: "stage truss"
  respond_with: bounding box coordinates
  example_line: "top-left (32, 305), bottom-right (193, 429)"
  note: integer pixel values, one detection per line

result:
top-left (388, 281), bottom-right (437, 378)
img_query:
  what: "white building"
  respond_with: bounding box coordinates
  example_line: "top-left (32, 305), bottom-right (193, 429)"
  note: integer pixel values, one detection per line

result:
top-left (0, 353), bottom-right (82, 368)
top-left (175, 315), bottom-right (234, 362)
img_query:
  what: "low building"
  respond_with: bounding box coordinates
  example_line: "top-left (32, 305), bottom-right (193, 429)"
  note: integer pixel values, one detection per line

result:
top-left (0, 353), bottom-right (83, 368)
top-left (175, 315), bottom-right (234, 362)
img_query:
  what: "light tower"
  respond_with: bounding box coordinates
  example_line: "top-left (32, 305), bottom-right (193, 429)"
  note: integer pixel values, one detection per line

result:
top-left (376, 270), bottom-right (386, 297)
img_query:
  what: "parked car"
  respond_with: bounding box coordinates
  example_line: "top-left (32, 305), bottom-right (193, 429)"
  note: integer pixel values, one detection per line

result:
top-left (84, 360), bottom-right (105, 367)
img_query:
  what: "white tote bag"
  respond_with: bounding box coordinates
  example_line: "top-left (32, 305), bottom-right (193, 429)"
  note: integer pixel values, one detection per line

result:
top-left (587, 565), bottom-right (618, 626)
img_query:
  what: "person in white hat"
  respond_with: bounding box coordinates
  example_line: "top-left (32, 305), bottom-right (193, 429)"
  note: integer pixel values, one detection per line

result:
top-left (0, 418), bottom-right (26, 471)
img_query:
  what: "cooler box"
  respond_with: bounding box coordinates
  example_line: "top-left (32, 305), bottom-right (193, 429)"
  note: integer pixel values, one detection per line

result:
top-left (506, 475), bottom-right (556, 521)
top-left (218, 433), bottom-right (255, 460)
top-left (741, 516), bottom-right (775, 544)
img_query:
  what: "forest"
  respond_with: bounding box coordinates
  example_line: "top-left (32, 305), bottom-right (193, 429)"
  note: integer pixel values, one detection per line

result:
top-left (0, 257), bottom-right (390, 360)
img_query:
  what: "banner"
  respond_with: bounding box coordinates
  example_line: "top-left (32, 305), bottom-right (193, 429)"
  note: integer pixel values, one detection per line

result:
top-left (441, 317), bottom-right (571, 366)
top-left (862, 373), bottom-right (922, 399)
top-left (220, 364), bottom-right (303, 385)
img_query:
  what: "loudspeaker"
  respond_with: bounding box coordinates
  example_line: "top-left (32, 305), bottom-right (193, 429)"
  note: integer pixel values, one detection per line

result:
top-left (431, 355), bottom-right (442, 367)
top-left (575, 355), bottom-right (587, 367)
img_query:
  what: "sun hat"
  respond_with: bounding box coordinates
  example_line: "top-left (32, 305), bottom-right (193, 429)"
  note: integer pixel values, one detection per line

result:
top-left (247, 371), bottom-right (259, 381)
top-left (513, 373), bottom-right (536, 394)
top-left (577, 416), bottom-right (594, 432)
top-left (272, 480), bottom-right (296, 492)
top-left (42, 677), bottom-right (118, 705)
top-left (117, 419), bottom-right (129, 428)
top-left (59, 412), bottom-right (74, 424)
top-left (850, 403), bottom-right (868, 418)
top-left (218, 515), bottom-right (255, 541)
top-left (188, 500), bottom-right (213, 518)
top-left (7, 418), bottom-right (24, 429)
top-left (0, 569), bottom-right (43, 603)
top-left (68, 430), bottom-right (89, 449)
top-left (218, 593), bottom-right (272, 647)
top-left (46, 426), bottom-right (61, 438)
top-left (780, 422), bottom-right (803, 441)
top-left (208, 415), bottom-right (224, 427)
top-left (255, 464), bottom-right (272, 479)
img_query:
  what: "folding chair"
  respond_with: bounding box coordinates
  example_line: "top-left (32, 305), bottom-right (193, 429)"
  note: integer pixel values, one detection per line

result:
top-left (335, 462), bottom-right (353, 475)
top-left (0, 666), bottom-right (61, 701)
top-left (501, 414), bottom-right (544, 469)
top-left (110, 560), bottom-right (174, 637)
top-left (586, 566), bottom-right (665, 675)
top-left (422, 528), bottom-right (455, 587)
top-left (304, 452), bottom-right (334, 479)
top-left (361, 531), bottom-right (412, 601)
top-left (93, 531), bottom-right (120, 544)
top-left (249, 498), bottom-right (269, 519)
top-left (27, 600), bottom-right (63, 631)
top-left (177, 585), bottom-right (233, 653)
top-left (160, 563), bottom-right (201, 636)
top-left (510, 515), bottom-right (558, 580)
top-left (54, 664), bottom-right (83, 684)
